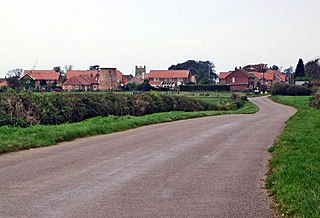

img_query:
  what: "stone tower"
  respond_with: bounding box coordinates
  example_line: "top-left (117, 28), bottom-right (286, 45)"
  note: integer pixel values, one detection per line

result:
top-left (135, 65), bottom-right (146, 79)
top-left (99, 68), bottom-right (118, 91)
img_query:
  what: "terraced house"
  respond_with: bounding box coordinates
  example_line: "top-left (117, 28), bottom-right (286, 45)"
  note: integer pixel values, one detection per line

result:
top-left (145, 70), bottom-right (191, 88)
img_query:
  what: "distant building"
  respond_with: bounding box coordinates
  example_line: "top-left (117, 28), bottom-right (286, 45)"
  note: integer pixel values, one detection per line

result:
top-left (64, 68), bottom-right (123, 91)
top-left (145, 70), bottom-right (191, 88)
top-left (218, 68), bottom-right (287, 90)
top-left (63, 75), bottom-right (99, 91)
top-left (21, 70), bottom-right (62, 90)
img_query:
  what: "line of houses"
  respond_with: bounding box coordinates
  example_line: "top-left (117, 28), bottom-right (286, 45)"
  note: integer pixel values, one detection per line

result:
top-left (16, 66), bottom-right (194, 92)
top-left (1, 63), bottom-right (289, 92)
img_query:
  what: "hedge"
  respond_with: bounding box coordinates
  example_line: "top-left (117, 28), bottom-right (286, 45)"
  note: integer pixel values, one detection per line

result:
top-left (180, 85), bottom-right (230, 92)
top-left (271, 83), bottom-right (312, 96)
top-left (0, 92), bottom-right (214, 127)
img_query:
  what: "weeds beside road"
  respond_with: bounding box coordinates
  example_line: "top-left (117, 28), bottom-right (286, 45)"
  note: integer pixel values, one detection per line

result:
top-left (268, 96), bottom-right (320, 217)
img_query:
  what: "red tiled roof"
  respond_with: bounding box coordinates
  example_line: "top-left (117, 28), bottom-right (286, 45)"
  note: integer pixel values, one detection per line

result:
top-left (128, 77), bottom-right (143, 84)
top-left (67, 70), bottom-right (123, 82)
top-left (63, 75), bottom-right (98, 86)
top-left (67, 70), bottom-right (99, 80)
top-left (23, 70), bottom-right (60, 80)
top-left (0, 80), bottom-right (8, 87)
top-left (218, 72), bottom-right (231, 79)
top-left (122, 75), bottom-right (134, 84)
top-left (253, 72), bottom-right (275, 81)
top-left (267, 70), bottom-right (287, 82)
top-left (148, 70), bottom-right (190, 79)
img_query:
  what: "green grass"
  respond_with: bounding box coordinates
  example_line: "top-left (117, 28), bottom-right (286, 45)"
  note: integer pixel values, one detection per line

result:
top-left (268, 96), bottom-right (320, 217)
top-left (0, 101), bottom-right (258, 154)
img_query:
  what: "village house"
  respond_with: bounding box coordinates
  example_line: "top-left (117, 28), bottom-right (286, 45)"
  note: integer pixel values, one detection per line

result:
top-left (63, 75), bottom-right (99, 91)
top-left (218, 67), bottom-right (287, 91)
top-left (145, 70), bottom-right (191, 88)
top-left (64, 68), bottom-right (123, 91)
top-left (218, 69), bottom-right (257, 91)
top-left (21, 70), bottom-right (62, 90)
top-left (253, 70), bottom-right (286, 88)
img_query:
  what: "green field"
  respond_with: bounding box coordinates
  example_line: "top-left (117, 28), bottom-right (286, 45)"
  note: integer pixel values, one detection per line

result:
top-left (268, 96), bottom-right (320, 217)
top-left (0, 101), bottom-right (258, 154)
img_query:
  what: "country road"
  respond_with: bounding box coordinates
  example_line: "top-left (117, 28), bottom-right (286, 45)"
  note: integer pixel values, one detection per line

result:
top-left (0, 96), bottom-right (296, 218)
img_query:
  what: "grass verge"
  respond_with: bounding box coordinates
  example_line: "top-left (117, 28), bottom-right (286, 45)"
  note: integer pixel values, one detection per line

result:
top-left (0, 101), bottom-right (258, 154)
top-left (268, 96), bottom-right (320, 217)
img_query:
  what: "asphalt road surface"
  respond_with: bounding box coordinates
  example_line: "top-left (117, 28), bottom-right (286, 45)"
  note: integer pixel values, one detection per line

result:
top-left (0, 96), bottom-right (296, 218)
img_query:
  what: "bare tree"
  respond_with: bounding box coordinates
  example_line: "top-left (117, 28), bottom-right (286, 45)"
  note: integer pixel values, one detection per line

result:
top-left (64, 65), bottom-right (73, 71)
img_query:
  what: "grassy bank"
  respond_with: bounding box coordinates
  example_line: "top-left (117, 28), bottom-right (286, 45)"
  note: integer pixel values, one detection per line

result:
top-left (0, 101), bottom-right (258, 154)
top-left (268, 96), bottom-right (320, 217)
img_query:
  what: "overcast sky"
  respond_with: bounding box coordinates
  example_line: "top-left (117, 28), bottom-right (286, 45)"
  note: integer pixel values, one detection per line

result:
top-left (1, 0), bottom-right (319, 77)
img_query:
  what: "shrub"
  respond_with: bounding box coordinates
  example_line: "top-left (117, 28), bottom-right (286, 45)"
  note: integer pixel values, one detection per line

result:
top-left (271, 83), bottom-right (312, 96)
top-left (286, 85), bottom-right (312, 96)
top-left (271, 83), bottom-right (290, 95)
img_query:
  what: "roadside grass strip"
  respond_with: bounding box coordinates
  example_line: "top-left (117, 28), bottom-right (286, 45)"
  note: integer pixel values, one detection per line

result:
top-left (0, 102), bottom-right (258, 154)
top-left (268, 96), bottom-right (320, 217)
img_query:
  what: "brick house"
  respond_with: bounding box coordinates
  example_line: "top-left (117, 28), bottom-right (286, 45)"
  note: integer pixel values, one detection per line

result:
top-left (219, 68), bottom-right (287, 91)
top-left (218, 72), bottom-right (232, 85)
top-left (221, 69), bottom-right (257, 91)
top-left (64, 68), bottom-right (123, 91)
top-left (145, 70), bottom-right (191, 88)
top-left (253, 70), bottom-right (287, 88)
top-left (21, 70), bottom-right (62, 90)
top-left (63, 75), bottom-right (99, 91)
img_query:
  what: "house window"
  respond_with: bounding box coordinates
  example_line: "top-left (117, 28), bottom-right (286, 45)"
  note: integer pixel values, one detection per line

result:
top-left (232, 77), bottom-right (236, 83)
top-left (154, 78), bottom-right (159, 81)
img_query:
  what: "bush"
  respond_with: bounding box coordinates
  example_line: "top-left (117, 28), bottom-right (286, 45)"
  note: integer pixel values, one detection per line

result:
top-left (271, 83), bottom-right (312, 96)
top-left (180, 84), bottom-right (230, 92)
top-left (0, 92), bottom-right (214, 127)
top-left (271, 83), bottom-right (290, 95)
top-left (286, 85), bottom-right (312, 96)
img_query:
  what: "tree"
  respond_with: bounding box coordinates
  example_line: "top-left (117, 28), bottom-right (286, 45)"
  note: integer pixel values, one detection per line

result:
top-left (6, 69), bottom-right (23, 90)
top-left (53, 66), bottom-right (62, 73)
top-left (53, 66), bottom-right (67, 84)
top-left (137, 81), bottom-right (153, 91)
top-left (169, 60), bottom-right (217, 83)
top-left (295, 59), bottom-right (306, 78)
top-left (284, 66), bottom-right (295, 84)
top-left (89, 65), bottom-right (100, 70)
top-left (305, 58), bottom-right (320, 80)
top-left (270, 65), bottom-right (280, 70)
top-left (284, 66), bottom-right (294, 75)
top-left (123, 83), bottom-right (138, 91)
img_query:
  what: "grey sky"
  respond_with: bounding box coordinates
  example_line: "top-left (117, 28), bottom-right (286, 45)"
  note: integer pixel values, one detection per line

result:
top-left (1, 0), bottom-right (319, 77)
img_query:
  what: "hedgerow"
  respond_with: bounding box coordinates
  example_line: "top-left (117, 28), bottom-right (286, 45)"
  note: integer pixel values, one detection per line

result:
top-left (0, 92), bottom-right (215, 127)
top-left (271, 83), bottom-right (312, 96)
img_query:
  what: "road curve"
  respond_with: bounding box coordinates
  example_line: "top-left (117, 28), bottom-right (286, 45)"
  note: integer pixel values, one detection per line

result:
top-left (0, 96), bottom-right (296, 218)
